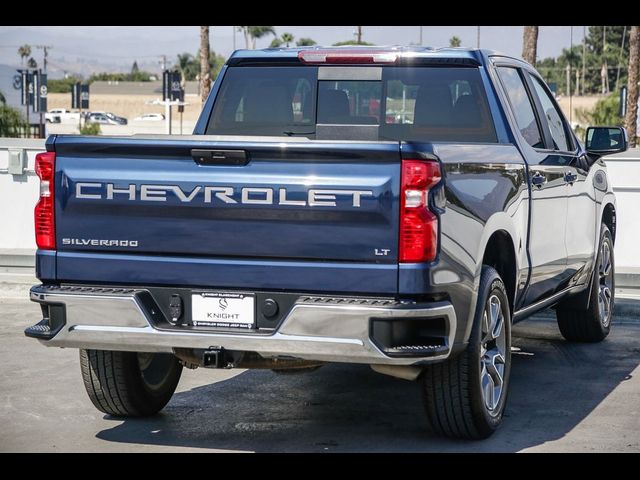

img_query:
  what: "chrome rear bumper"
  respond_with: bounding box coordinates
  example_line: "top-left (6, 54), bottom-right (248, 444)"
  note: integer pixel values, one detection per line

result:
top-left (28, 285), bottom-right (456, 366)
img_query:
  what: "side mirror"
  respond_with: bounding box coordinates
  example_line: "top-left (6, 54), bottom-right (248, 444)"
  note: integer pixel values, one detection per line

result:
top-left (585, 126), bottom-right (628, 158)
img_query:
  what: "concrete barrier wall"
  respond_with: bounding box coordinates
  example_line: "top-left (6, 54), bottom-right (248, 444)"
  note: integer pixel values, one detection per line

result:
top-left (602, 149), bottom-right (640, 293)
top-left (1, 138), bottom-right (639, 291)
top-left (0, 138), bottom-right (44, 278)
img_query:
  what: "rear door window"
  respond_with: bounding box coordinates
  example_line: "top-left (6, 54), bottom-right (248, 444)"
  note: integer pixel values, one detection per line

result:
top-left (207, 65), bottom-right (497, 142)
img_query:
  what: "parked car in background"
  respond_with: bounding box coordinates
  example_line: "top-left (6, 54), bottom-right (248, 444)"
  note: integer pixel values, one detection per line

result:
top-left (88, 111), bottom-right (128, 125)
top-left (45, 108), bottom-right (80, 123)
top-left (133, 113), bottom-right (165, 121)
top-left (85, 112), bottom-right (127, 126)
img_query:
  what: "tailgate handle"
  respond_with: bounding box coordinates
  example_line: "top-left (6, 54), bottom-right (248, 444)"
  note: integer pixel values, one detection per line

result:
top-left (191, 149), bottom-right (249, 166)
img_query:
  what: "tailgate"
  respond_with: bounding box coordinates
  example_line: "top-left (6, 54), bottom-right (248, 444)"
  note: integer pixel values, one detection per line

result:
top-left (52, 136), bottom-right (401, 294)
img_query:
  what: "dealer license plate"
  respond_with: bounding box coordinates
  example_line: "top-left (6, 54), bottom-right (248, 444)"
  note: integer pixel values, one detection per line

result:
top-left (191, 292), bottom-right (255, 329)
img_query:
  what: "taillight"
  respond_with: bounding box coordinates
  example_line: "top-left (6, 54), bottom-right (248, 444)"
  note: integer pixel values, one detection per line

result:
top-left (399, 159), bottom-right (441, 263)
top-left (34, 152), bottom-right (56, 250)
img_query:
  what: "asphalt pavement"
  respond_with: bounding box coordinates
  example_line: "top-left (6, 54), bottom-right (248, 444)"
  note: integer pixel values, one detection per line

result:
top-left (1, 296), bottom-right (639, 452)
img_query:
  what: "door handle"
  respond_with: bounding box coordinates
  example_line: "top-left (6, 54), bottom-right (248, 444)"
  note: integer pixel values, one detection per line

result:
top-left (564, 171), bottom-right (578, 185)
top-left (531, 171), bottom-right (547, 188)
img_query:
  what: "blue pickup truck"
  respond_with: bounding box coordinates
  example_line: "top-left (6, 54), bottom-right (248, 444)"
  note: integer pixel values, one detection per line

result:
top-left (26, 46), bottom-right (626, 439)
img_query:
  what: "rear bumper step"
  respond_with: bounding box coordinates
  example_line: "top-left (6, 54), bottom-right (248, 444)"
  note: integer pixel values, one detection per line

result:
top-left (27, 284), bottom-right (457, 366)
top-left (24, 319), bottom-right (57, 340)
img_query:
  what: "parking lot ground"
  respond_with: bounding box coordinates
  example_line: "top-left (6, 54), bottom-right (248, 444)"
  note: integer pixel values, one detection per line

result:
top-left (1, 297), bottom-right (639, 452)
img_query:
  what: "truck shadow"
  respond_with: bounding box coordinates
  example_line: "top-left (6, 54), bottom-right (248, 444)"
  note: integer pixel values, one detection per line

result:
top-left (95, 316), bottom-right (640, 452)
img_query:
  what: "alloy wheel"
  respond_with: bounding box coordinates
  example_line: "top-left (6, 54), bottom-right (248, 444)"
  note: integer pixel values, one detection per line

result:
top-left (598, 240), bottom-right (614, 328)
top-left (480, 294), bottom-right (507, 414)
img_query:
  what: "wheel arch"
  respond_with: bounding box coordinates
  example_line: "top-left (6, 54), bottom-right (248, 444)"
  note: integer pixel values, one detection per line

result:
top-left (481, 229), bottom-right (518, 315)
top-left (602, 201), bottom-right (616, 243)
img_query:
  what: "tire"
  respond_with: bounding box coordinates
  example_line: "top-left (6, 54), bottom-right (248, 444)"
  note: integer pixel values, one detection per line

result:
top-left (79, 349), bottom-right (182, 417)
top-left (556, 224), bottom-right (614, 343)
top-left (421, 266), bottom-right (512, 439)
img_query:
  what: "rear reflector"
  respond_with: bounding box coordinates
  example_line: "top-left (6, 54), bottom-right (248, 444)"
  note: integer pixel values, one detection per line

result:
top-left (399, 159), bottom-right (441, 263)
top-left (34, 152), bottom-right (56, 250)
top-left (298, 49), bottom-right (399, 64)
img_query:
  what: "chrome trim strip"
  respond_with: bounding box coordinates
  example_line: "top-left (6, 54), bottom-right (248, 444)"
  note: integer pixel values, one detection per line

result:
top-left (29, 288), bottom-right (456, 366)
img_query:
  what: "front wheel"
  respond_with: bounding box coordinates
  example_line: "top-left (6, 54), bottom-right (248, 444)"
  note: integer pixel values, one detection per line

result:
top-left (79, 350), bottom-right (182, 417)
top-left (556, 224), bottom-right (614, 342)
top-left (421, 266), bottom-right (512, 439)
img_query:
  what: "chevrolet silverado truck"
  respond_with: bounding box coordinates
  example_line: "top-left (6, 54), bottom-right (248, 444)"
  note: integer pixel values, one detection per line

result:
top-left (25, 47), bottom-right (626, 439)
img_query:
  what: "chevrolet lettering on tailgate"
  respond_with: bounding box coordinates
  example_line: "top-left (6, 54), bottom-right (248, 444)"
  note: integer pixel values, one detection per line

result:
top-left (75, 183), bottom-right (374, 207)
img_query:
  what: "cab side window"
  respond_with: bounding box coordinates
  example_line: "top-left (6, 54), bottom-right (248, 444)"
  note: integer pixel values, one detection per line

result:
top-left (529, 75), bottom-right (572, 152)
top-left (496, 67), bottom-right (544, 149)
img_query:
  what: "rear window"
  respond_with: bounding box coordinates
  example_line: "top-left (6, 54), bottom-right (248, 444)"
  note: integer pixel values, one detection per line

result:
top-left (206, 66), bottom-right (497, 143)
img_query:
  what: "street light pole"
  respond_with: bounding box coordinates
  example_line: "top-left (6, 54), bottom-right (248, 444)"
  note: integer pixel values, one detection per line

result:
top-left (165, 101), bottom-right (172, 135)
top-left (582, 26), bottom-right (586, 96)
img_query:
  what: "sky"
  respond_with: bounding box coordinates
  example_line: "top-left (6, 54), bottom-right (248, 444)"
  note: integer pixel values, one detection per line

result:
top-left (0, 26), bottom-right (587, 78)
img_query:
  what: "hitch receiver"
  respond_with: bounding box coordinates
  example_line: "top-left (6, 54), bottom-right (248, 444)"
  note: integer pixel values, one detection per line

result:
top-left (202, 347), bottom-right (233, 369)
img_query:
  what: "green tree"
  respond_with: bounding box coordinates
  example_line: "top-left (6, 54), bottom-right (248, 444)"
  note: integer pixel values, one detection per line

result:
top-left (449, 36), bottom-right (462, 48)
top-left (89, 71), bottom-right (154, 83)
top-left (48, 76), bottom-right (83, 93)
top-left (27, 57), bottom-right (37, 69)
top-left (80, 122), bottom-right (101, 136)
top-left (537, 27), bottom-right (632, 96)
top-left (575, 93), bottom-right (623, 137)
top-left (332, 40), bottom-right (373, 46)
top-left (17, 45), bottom-right (31, 67)
top-left (585, 26), bottom-right (630, 93)
top-left (296, 38), bottom-right (317, 47)
top-left (173, 51), bottom-right (226, 82)
top-left (131, 61), bottom-right (140, 75)
top-left (238, 26), bottom-right (276, 49)
top-left (269, 37), bottom-right (283, 48)
top-left (0, 90), bottom-right (27, 137)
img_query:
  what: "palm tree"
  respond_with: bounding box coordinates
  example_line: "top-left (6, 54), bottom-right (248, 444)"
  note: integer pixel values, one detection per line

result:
top-left (200, 26), bottom-right (211, 104)
top-left (176, 53), bottom-right (193, 88)
top-left (355, 26), bottom-right (363, 44)
top-left (626, 26), bottom-right (639, 148)
top-left (238, 26), bottom-right (275, 49)
top-left (449, 36), bottom-right (462, 47)
top-left (522, 26), bottom-right (539, 65)
top-left (18, 44), bottom-right (31, 67)
top-left (281, 33), bottom-right (294, 47)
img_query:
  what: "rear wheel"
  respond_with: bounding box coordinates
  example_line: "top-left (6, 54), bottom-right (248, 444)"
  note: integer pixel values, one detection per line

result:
top-left (421, 266), bottom-right (512, 439)
top-left (79, 349), bottom-right (182, 417)
top-left (556, 224), bottom-right (614, 342)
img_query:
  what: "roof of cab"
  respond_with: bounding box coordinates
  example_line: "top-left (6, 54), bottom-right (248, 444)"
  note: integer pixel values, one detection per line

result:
top-left (227, 45), bottom-right (507, 66)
